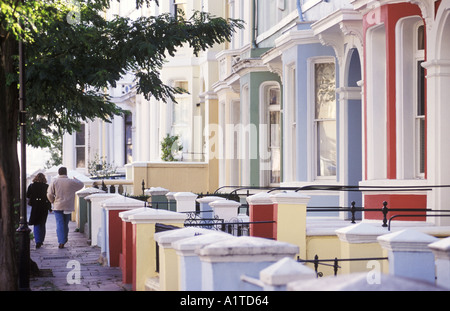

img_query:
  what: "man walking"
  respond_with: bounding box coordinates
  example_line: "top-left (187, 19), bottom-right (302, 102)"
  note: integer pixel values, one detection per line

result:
top-left (47, 167), bottom-right (84, 248)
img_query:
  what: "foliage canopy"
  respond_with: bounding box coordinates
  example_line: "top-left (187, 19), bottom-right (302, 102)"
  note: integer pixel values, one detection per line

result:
top-left (0, 0), bottom-right (242, 290)
top-left (1, 0), bottom-right (243, 148)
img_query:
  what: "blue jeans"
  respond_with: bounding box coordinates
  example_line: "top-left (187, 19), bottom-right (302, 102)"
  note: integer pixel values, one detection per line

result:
top-left (33, 224), bottom-right (46, 244)
top-left (54, 211), bottom-right (71, 245)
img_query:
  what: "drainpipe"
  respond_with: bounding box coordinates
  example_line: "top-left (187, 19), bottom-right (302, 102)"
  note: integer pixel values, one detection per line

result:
top-left (252, 0), bottom-right (258, 48)
top-left (297, 0), bottom-right (305, 22)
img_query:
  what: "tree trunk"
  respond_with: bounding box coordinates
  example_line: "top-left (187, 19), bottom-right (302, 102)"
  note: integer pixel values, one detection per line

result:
top-left (0, 26), bottom-right (21, 291)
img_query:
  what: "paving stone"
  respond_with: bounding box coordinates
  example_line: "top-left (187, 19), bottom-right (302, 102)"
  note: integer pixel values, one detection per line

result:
top-left (29, 211), bottom-right (130, 291)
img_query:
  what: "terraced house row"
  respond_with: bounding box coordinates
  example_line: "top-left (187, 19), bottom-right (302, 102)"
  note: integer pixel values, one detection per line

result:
top-left (62, 1), bottom-right (450, 228)
top-left (63, 0), bottom-right (450, 224)
top-left (46, 0), bottom-right (450, 291)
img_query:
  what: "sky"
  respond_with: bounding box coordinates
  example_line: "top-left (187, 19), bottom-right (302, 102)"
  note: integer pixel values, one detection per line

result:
top-left (17, 143), bottom-right (52, 175)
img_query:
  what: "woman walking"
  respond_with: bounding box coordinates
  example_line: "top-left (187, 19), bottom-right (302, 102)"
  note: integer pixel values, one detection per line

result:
top-left (27, 173), bottom-right (52, 248)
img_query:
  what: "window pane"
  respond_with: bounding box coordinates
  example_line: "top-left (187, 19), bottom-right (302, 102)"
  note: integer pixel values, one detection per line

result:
top-left (269, 88), bottom-right (279, 105)
top-left (270, 111), bottom-right (280, 148)
top-left (76, 147), bottom-right (85, 168)
top-left (75, 126), bottom-right (85, 146)
top-left (174, 0), bottom-right (187, 19)
top-left (314, 61), bottom-right (336, 177)
top-left (173, 97), bottom-right (190, 125)
top-left (269, 110), bottom-right (281, 184)
top-left (125, 125), bottom-right (132, 145)
top-left (317, 120), bottom-right (336, 177)
top-left (270, 147), bottom-right (281, 184)
top-left (417, 25), bottom-right (424, 50)
top-left (126, 144), bottom-right (133, 164)
top-left (174, 80), bottom-right (188, 92)
top-left (315, 63), bottom-right (336, 120)
top-left (125, 113), bottom-right (133, 164)
top-left (418, 118), bottom-right (425, 174)
top-left (417, 60), bottom-right (425, 116)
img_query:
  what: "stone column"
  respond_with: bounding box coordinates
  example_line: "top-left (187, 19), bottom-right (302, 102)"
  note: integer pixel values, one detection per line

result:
top-left (271, 192), bottom-right (310, 258)
top-left (377, 229), bottom-right (439, 284)
top-left (335, 222), bottom-right (389, 274)
top-left (166, 192), bottom-right (177, 212)
top-left (128, 209), bottom-right (187, 291)
top-left (146, 186), bottom-right (169, 210)
top-left (246, 192), bottom-right (277, 239)
top-left (429, 236), bottom-right (450, 289)
top-left (119, 207), bottom-right (149, 284)
top-left (259, 257), bottom-right (316, 291)
top-left (84, 193), bottom-right (121, 247)
top-left (76, 187), bottom-right (105, 235)
top-left (101, 196), bottom-right (145, 267)
top-left (174, 192), bottom-right (198, 213)
top-left (209, 199), bottom-right (241, 222)
top-left (196, 196), bottom-right (226, 219)
top-left (172, 232), bottom-right (232, 291)
top-left (155, 227), bottom-right (227, 291)
top-left (197, 236), bottom-right (299, 291)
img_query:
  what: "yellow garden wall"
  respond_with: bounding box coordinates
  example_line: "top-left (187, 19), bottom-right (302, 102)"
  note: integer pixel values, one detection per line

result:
top-left (128, 162), bottom-right (210, 194)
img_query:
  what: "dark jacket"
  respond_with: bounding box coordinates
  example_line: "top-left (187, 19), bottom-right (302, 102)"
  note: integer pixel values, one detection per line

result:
top-left (27, 182), bottom-right (52, 225)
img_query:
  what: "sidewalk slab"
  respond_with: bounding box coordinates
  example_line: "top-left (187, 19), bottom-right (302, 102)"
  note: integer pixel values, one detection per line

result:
top-left (29, 210), bottom-right (131, 291)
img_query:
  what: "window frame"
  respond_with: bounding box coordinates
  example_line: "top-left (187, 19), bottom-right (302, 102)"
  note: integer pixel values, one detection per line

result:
top-left (171, 80), bottom-right (191, 159)
top-left (75, 123), bottom-right (86, 169)
top-left (124, 113), bottom-right (133, 164)
top-left (259, 83), bottom-right (282, 187)
top-left (395, 17), bottom-right (426, 180)
top-left (173, 0), bottom-right (187, 19)
top-left (309, 57), bottom-right (337, 180)
top-left (414, 22), bottom-right (425, 179)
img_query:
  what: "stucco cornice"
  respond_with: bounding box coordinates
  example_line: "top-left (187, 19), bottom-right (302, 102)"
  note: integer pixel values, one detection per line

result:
top-left (274, 28), bottom-right (320, 52)
top-left (311, 9), bottom-right (363, 65)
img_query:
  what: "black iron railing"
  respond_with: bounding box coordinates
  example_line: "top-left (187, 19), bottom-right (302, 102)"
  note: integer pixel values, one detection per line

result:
top-left (182, 210), bottom-right (274, 237)
top-left (297, 254), bottom-right (388, 278)
top-left (388, 212), bottom-right (450, 230)
top-left (212, 185), bottom-right (450, 229)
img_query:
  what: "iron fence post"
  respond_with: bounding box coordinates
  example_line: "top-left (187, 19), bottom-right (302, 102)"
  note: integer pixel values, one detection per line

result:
top-left (334, 258), bottom-right (339, 276)
top-left (382, 201), bottom-right (388, 227)
top-left (351, 201), bottom-right (356, 223)
top-left (314, 255), bottom-right (319, 278)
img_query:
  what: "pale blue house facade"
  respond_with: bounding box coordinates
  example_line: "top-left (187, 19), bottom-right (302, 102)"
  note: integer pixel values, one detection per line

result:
top-left (215, 0), bottom-right (363, 216)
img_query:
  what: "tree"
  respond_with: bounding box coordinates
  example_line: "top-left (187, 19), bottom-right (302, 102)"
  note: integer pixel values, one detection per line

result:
top-left (0, 0), bottom-right (243, 290)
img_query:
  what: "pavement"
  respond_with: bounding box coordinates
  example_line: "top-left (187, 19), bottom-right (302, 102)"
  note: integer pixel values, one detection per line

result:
top-left (29, 209), bottom-right (132, 291)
